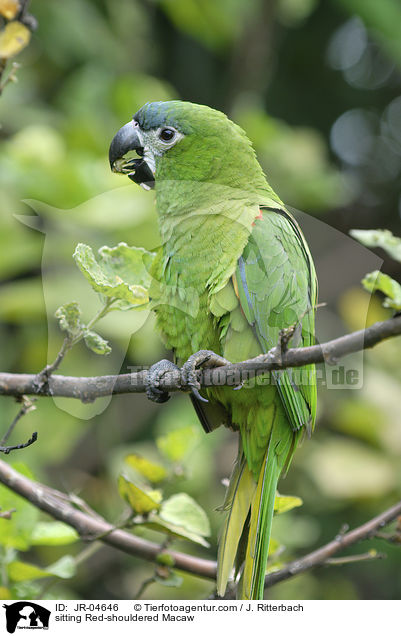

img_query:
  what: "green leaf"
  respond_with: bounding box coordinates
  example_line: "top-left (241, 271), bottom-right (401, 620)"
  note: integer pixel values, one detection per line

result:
top-left (274, 494), bottom-right (303, 515)
top-left (83, 329), bottom-right (112, 355)
top-left (55, 301), bottom-right (82, 338)
top-left (268, 537), bottom-right (282, 557)
top-left (142, 516), bottom-right (210, 547)
top-left (154, 492), bottom-right (210, 546)
top-left (137, 493), bottom-right (211, 547)
top-left (125, 454), bottom-right (167, 484)
top-left (46, 555), bottom-right (76, 579)
top-left (7, 561), bottom-right (50, 583)
top-left (0, 463), bottom-right (39, 551)
top-left (8, 556), bottom-right (77, 582)
top-left (73, 242), bottom-right (153, 310)
top-left (0, 21), bottom-right (31, 59)
top-left (350, 229), bottom-right (401, 262)
top-left (362, 270), bottom-right (401, 310)
top-left (156, 426), bottom-right (197, 462)
top-left (30, 522), bottom-right (79, 546)
top-left (118, 475), bottom-right (162, 514)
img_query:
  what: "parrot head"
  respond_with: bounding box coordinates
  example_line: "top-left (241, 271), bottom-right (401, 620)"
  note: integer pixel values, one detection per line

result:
top-left (109, 100), bottom-right (266, 192)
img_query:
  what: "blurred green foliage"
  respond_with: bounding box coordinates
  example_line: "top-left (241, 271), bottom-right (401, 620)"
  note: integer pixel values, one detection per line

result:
top-left (0, 0), bottom-right (400, 601)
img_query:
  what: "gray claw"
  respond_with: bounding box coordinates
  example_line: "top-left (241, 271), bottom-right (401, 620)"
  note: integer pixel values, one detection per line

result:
top-left (181, 350), bottom-right (229, 402)
top-left (145, 359), bottom-right (179, 403)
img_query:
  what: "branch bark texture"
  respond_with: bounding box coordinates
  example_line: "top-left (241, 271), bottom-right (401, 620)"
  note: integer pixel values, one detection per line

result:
top-left (0, 458), bottom-right (399, 589)
top-left (0, 316), bottom-right (400, 401)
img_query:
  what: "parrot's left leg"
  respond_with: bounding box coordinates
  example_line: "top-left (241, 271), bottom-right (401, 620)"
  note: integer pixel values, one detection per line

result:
top-left (181, 350), bottom-right (229, 402)
top-left (145, 359), bottom-right (180, 403)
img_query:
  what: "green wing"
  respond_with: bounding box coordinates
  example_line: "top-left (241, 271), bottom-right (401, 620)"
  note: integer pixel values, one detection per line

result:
top-left (233, 206), bottom-right (317, 434)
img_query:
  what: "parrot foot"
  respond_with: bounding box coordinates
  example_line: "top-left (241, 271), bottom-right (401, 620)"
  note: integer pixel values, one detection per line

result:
top-left (181, 350), bottom-right (229, 403)
top-left (145, 359), bottom-right (179, 403)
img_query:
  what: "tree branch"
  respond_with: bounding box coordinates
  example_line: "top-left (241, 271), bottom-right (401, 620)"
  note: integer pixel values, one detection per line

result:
top-left (265, 500), bottom-right (401, 588)
top-left (0, 315), bottom-right (400, 401)
top-left (0, 458), bottom-right (399, 590)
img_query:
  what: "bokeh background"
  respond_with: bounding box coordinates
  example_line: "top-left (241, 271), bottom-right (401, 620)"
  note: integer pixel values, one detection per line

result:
top-left (0, 0), bottom-right (401, 600)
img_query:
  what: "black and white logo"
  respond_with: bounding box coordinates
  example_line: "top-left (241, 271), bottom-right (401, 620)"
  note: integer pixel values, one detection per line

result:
top-left (3, 602), bottom-right (50, 633)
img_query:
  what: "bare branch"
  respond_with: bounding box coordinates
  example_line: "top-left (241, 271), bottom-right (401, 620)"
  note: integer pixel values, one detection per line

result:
top-left (0, 315), bottom-right (400, 401)
top-left (0, 459), bottom-right (399, 589)
top-left (265, 500), bottom-right (401, 588)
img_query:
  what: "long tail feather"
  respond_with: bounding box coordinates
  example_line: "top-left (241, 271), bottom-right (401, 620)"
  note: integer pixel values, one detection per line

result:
top-left (216, 449), bottom-right (256, 597)
top-left (218, 424), bottom-right (294, 600)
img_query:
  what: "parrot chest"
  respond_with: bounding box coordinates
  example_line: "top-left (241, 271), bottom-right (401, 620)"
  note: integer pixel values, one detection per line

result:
top-left (150, 212), bottom-right (253, 361)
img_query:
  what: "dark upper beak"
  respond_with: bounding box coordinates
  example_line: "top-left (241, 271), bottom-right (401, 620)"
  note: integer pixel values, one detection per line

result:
top-left (109, 121), bottom-right (155, 188)
top-left (108, 121), bottom-right (142, 168)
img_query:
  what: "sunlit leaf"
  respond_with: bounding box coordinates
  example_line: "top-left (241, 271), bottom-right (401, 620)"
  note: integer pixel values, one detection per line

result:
top-left (350, 229), bottom-right (401, 262)
top-left (156, 426), bottom-right (197, 463)
top-left (362, 270), bottom-right (401, 310)
top-left (139, 493), bottom-right (211, 547)
top-left (125, 454), bottom-right (167, 484)
top-left (0, 0), bottom-right (20, 20)
top-left (159, 493), bottom-right (210, 538)
top-left (118, 475), bottom-right (161, 514)
top-left (73, 243), bottom-right (152, 310)
top-left (8, 561), bottom-right (49, 582)
top-left (0, 21), bottom-right (31, 59)
top-left (274, 494), bottom-right (303, 514)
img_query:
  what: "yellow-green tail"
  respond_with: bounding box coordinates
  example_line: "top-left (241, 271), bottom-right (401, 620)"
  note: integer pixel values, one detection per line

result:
top-left (217, 428), bottom-right (293, 600)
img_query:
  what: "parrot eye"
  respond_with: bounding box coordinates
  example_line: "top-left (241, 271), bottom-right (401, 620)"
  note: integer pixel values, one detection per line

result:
top-left (159, 127), bottom-right (176, 142)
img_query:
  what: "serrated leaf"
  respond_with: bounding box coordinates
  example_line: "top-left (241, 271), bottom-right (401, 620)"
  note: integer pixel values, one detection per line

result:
top-left (274, 494), bottom-right (303, 515)
top-left (125, 454), bottom-right (167, 484)
top-left (0, 0), bottom-right (19, 20)
top-left (55, 301), bottom-right (82, 338)
top-left (0, 21), bottom-right (31, 59)
top-left (83, 329), bottom-right (111, 355)
top-left (156, 426), bottom-right (197, 462)
top-left (73, 242), bottom-right (153, 310)
top-left (118, 475), bottom-right (161, 514)
top-left (362, 270), bottom-right (401, 310)
top-left (350, 229), bottom-right (401, 262)
top-left (30, 522), bottom-right (79, 546)
top-left (155, 569), bottom-right (183, 588)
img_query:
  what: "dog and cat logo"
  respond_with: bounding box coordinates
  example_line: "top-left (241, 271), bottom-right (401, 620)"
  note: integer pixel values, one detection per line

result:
top-left (2, 602), bottom-right (50, 633)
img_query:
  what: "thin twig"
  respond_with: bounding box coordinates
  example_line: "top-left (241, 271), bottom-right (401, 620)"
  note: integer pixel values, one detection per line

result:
top-left (0, 431), bottom-right (38, 454)
top-left (324, 550), bottom-right (386, 565)
top-left (0, 395), bottom-right (37, 445)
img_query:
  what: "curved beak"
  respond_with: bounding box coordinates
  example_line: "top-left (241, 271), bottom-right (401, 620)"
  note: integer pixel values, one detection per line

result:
top-left (108, 121), bottom-right (141, 169)
top-left (109, 121), bottom-right (155, 189)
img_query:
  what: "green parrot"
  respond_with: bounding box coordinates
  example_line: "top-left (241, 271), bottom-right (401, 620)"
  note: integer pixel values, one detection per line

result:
top-left (109, 101), bottom-right (317, 600)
